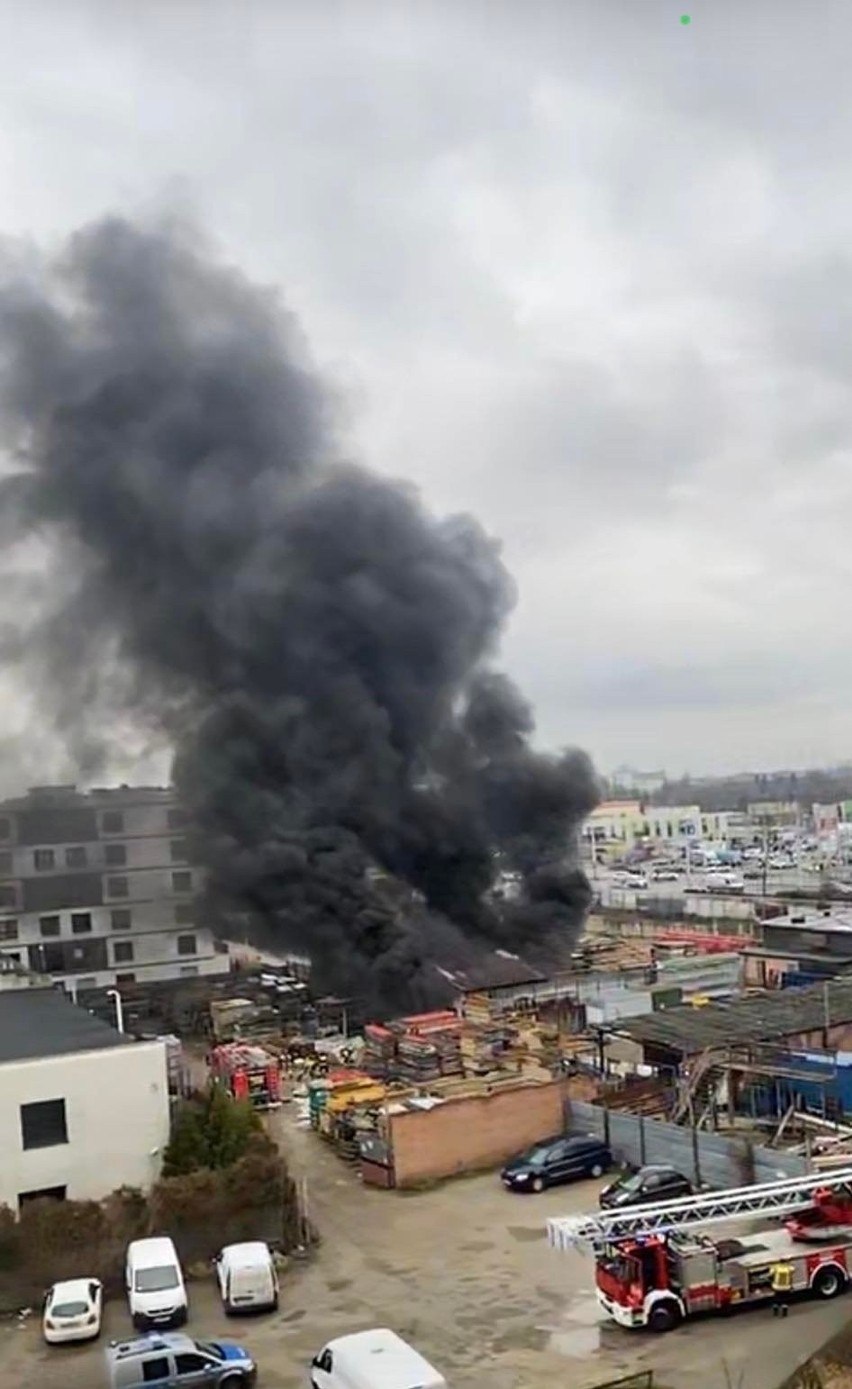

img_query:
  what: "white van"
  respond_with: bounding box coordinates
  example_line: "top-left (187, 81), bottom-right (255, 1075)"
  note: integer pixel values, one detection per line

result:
top-left (310, 1328), bottom-right (447, 1389)
top-left (215, 1240), bottom-right (279, 1313)
top-left (125, 1236), bottom-right (188, 1330)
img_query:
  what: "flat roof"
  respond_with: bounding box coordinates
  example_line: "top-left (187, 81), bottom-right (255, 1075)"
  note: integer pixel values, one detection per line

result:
top-left (0, 987), bottom-right (129, 1064)
top-left (766, 909), bottom-right (852, 936)
top-left (614, 975), bottom-right (852, 1056)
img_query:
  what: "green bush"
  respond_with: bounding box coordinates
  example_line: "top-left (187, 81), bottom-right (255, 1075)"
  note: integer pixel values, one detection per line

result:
top-left (162, 1084), bottom-right (272, 1177)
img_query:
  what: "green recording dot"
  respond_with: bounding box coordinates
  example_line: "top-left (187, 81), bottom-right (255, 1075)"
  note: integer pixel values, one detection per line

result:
top-left (680, 13), bottom-right (691, 21)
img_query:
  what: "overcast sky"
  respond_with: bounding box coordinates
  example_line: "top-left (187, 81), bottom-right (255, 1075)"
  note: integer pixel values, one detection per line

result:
top-left (0, 0), bottom-right (850, 783)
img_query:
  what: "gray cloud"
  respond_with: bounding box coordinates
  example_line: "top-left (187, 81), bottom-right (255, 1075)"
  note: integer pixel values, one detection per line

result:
top-left (0, 0), bottom-right (851, 780)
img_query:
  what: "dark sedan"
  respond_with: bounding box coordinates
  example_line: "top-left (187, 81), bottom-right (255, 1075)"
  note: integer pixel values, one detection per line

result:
top-left (501, 1134), bottom-right (613, 1193)
top-left (599, 1164), bottom-right (693, 1210)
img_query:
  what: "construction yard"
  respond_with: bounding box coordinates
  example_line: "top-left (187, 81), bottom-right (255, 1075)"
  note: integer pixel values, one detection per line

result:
top-left (0, 1107), bottom-right (848, 1389)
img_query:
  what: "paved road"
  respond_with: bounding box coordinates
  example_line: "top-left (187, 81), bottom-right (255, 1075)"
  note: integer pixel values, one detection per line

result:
top-left (1, 1109), bottom-right (850, 1389)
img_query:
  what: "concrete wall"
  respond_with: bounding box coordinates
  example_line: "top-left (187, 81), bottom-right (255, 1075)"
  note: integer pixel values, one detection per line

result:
top-left (0, 1041), bottom-right (170, 1208)
top-left (389, 1075), bottom-right (598, 1187)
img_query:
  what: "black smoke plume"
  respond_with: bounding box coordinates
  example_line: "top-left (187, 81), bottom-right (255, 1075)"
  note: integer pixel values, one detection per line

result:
top-left (0, 215), bottom-right (599, 1014)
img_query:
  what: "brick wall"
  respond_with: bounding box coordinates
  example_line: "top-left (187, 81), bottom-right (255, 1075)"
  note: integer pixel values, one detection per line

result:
top-left (389, 1075), bottom-right (597, 1187)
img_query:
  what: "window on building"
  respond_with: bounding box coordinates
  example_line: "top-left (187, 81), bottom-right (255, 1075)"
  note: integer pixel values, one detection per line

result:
top-left (39, 916), bottom-right (60, 937)
top-left (0, 851), bottom-right (11, 875)
top-left (0, 885), bottom-right (16, 909)
top-left (101, 810), bottom-right (124, 834)
top-left (20, 1098), bottom-right (68, 1150)
top-left (115, 972), bottom-right (136, 984)
top-left (176, 933), bottom-right (197, 957)
top-left (171, 870), bottom-right (192, 893)
top-left (107, 876), bottom-right (129, 898)
top-left (3, 951), bottom-right (20, 963)
top-left (170, 838), bottom-right (188, 862)
top-left (167, 808), bottom-right (188, 830)
top-left (104, 842), bottom-right (127, 867)
top-left (174, 901), bottom-right (195, 925)
top-left (111, 908), bottom-right (132, 931)
top-left (0, 920), bottom-right (17, 941)
top-left (0, 817), bottom-right (10, 841)
top-left (75, 977), bottom-right (97, 990)
top-left (18, 1185), bottom-right (66, 1209)
top-left (113, 940), bottom-right (134, 964)
top-left (179, 965), bottom-right (199, 977)
top-left (65, 846), bottom-right (87, 868)
top-left (71, 912), bottom-right (92, 935)
top-left (142, 1360), bottom-right (171, 1384)
top-left (33, 848), bottom-right (55, 872)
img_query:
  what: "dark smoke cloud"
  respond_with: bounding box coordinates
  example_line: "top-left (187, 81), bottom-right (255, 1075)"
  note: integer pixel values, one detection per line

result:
top-left (0, 215), bottom-right (598, 1014)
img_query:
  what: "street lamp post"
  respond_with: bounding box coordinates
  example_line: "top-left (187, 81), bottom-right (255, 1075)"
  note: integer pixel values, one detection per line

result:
top-left (106, 988), bottom-right (124, 1034)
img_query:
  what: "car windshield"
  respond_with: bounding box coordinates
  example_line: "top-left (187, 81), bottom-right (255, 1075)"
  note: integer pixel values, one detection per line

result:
top-left (51, 1299), bottom-right (89, 1318)
top-left (134, 1266), bottom-right (179, 1292)
top-left (197, 1342), bottom-right (225, 1361)
top-left (523, 1144), bottom-right (553, 1167)
top-left (610, 1170), bottom-right (645, 1195)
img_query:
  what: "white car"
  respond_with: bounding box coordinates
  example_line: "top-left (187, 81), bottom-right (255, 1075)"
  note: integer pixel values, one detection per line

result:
top-left (652, 869), bottom-right (679, 882)
top-left (43, 1277), bottom-right (102, 1344)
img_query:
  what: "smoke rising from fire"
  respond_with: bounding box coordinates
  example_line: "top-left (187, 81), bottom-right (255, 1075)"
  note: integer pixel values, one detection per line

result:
top-left (0, 215), bottom-right (598, 1012)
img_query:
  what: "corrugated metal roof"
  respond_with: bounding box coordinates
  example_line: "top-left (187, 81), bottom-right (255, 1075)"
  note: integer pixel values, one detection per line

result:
top-left (614, 975), bottom-right (852, 1055)
top-left (0, 988), bottom-right (129, 1064)
top-left (435, 951), bottom-right (546, 991)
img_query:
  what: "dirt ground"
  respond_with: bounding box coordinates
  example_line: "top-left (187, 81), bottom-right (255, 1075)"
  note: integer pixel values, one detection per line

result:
top-left (0, 1109), bottom-right (850, 1389)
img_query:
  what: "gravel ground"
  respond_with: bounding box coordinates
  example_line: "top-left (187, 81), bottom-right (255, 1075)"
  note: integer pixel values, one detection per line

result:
top-left (0, 1108), bottom-right (847, 1389)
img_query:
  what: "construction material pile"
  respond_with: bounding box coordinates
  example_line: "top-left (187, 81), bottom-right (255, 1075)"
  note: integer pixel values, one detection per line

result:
top-left (361, 1012), bottom-right (462, 1082)
top-left (391, 1011), bottom-right (463, 1083)
top-left (363, 1024), bottom-right (397, 1078)
top-left (460, 992), bottom-right (514, 1072)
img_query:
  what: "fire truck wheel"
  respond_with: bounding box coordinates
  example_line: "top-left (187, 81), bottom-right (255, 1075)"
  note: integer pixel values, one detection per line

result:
top-left (647, 1301), bottom-right (681, 1333)
top-left (531, 1177), bottom-right (545, 1193)
top-left (813, 1267), bottom-right (846, 1299)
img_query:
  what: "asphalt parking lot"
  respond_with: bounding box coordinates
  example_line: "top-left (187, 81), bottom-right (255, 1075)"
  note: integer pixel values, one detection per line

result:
top-left (0, 1111), bottom-right (848, 1389)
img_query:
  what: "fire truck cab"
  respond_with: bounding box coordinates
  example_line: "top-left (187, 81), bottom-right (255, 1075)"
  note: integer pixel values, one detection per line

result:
top-left (595, 1228), bottom-right (851, 1332)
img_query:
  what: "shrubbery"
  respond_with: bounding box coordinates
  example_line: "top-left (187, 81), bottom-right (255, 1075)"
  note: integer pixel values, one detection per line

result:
top-left (0, 1087), bottom-right (305, 1311)
top-left (162, 1084), bottom-right (274, 1176)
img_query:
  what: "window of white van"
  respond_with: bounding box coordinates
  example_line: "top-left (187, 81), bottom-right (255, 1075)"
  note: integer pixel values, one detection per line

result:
top-left (135, 1265), bottom-right (179, 1292)
top-left (315, 1350), bottom-right (332, 1372)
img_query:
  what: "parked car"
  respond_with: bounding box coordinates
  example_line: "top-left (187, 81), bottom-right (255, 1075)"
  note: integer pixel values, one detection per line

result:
top-left (43, 1277), bottom-right (102, 1345)
top-left (704, 870), bottom-right (744, 893)
top-left (599, 1164), bottom-right (693, 1210)
top-left (310, 1328), bottom-right (447, 1389)
top-left (105, 1333), bottom-right (256, 1388)
top-left (652, 869), bottom-right (679, 882)
top-left (125, 1236), bottom-right (188, 1330)
top-left (215, 1241), bottom-right (279, 1314)
top-left (501, 1134), bottom-right (613, 1193)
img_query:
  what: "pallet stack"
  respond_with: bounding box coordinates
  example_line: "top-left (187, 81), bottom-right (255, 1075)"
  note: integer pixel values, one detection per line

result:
top-left (363, 1024), bottom-right (397, 1079)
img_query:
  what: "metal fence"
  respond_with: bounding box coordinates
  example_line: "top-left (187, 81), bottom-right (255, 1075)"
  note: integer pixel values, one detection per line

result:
top-left (569, 1099), bottom-right (809, 1187)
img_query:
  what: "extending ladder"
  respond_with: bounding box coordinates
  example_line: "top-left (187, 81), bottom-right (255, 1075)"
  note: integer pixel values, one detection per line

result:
top-left (547, 1165), bottom-right (852, 1251)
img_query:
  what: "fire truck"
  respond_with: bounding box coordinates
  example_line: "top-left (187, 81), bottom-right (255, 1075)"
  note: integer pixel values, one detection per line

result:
top-left (548, 1166), bottom-right (852, 1332)
top-left (209, 1043), bottom-right (282, 1109)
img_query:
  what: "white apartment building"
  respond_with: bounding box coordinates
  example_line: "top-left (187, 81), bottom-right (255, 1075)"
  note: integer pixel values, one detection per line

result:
top-left (0, 987), bottom-right (170, 1208)
top-left (0, 784), bottom-right (230, 991)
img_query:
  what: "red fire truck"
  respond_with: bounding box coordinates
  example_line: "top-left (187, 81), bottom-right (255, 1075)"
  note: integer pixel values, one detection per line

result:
top-left (595, 1227), bottom-right (852, 1332)
top-left (548, 1166), bottom-right (852, 1333)
top-left (209, 1043), bottom-right (281, 1109)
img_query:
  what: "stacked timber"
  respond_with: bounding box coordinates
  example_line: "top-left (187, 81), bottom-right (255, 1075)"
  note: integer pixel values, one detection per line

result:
top-left (363, 1024), bottom-right (396, 1079)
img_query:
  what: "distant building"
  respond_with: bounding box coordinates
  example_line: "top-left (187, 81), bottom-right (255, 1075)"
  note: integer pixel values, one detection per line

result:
top-left (584, 801), bottom-right (703, 855)
top-left (610, 767), bottom-right (667, 795)
top-left (0, 785), bottom-right (230, 991)
top-left (741, 907), bottom-right (852, 991)
top-left (0, 987), bottom-right (169, 1208)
